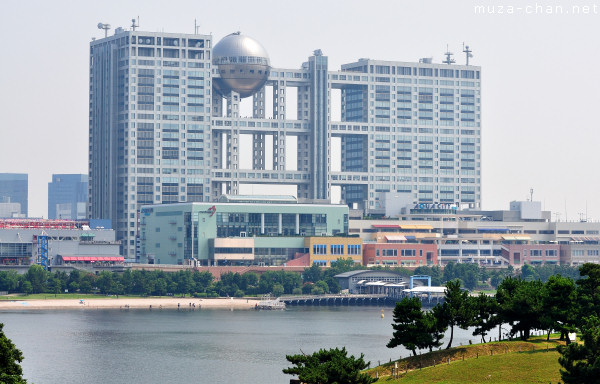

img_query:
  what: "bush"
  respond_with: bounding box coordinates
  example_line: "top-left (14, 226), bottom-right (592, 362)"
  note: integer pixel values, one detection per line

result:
top-left (193, 292), bottom-right (207, 298)
top-left (292, 288), bottom-right (302, 295)
top-left (234, 289), bottom-right (245, 297)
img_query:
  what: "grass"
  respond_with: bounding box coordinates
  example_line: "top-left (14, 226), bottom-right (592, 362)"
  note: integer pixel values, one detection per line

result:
top-left (368, 337), bottom-right (565, 383)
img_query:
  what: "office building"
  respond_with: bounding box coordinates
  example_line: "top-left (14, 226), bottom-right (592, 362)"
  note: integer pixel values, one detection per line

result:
top-left (48, 174), bottom-right (89, 220)
top-left (0, 173), bottom-right (28, 217)
top-left (89, 27), bottom-right (481, 257)
top-left (139, 195), bottom-right (348, 266)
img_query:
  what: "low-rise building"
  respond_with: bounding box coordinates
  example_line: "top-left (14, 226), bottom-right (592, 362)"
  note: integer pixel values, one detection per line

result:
top-left (0, 219), bottom-right (121, 267)
top-left (305, 236), bottom-right (362, 266)
top-left (350, 200), bottom-right (600, 267)
top-left (140, 196), bottom-right (349, 266)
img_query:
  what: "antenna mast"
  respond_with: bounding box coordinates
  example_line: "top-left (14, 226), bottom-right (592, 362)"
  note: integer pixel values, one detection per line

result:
top-left (131, 17), bottom-right (139, 31)
top-left (97, 22), bottom-right (111, 38)
top-left (463, 43), bottom-right (473, 66)
top-left (194, 19), bottom-right (200, 34)
top-left (530, 188), bottom-right (533, 202)
top-left (443, 45), bottom-right (455, 65)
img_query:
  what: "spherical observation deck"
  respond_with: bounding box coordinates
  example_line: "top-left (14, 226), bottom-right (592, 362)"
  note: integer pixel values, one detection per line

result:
top-left (212, 32), bottom-right (271, 98)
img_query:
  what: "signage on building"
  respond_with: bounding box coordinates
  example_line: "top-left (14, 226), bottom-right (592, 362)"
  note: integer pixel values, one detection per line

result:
top-left (207, 205), bottom-right (216, 217)
top-left (413, 203), bottom-right (458, 210)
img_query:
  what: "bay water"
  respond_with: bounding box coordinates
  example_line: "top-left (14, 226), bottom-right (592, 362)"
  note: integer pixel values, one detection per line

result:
top-left (1, 306), bottom-right (479, 383)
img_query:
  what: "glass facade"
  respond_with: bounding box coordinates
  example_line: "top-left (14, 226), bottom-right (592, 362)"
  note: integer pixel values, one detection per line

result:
top-left (48, 174), bottom-right (88, 220)
top-left (0, 173), bottom-right (28, 216)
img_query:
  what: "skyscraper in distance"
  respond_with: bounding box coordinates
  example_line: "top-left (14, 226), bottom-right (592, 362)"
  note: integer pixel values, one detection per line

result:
top-left (48, 174), bottom-right (89, 220)
top-left (0, 173), bottom-right (28, 217)
top-left (89, 26), bottom-right (481, 258)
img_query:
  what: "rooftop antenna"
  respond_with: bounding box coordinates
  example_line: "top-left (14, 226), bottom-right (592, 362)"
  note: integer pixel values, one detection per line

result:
top-left (462, 43), bottom-right (473, 66)
top-left (131, 17), bottom-right (139, 31)
top-left (97, 22), bottom-right (111, 37)
top-left (194, 19), bottom-right (199, 34)
top-left (443, 44), bottom-right (455, 65)
top-left (529, 188), bottom-right (533, 202)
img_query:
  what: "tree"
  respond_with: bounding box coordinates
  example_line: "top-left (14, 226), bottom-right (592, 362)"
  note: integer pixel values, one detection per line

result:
top-left (442, 279), bottom-right (472, 349)
top-left (469, 293), bottom-right (500, 343)
top-left (25, 265), bottom-right (46, 294)
top-left (272, 283), bottom-right (284, 297)
top-left (427, 303), bottom-right (448, 351)
top-left (576, 263), bottom-right (600, 323)
top-left (0, 323), bottom-right (27, 383)
top-left (520, 264), bottom-right (539, 281)
top-left (303, 263), bottom-right (323, 283)
top-left (558, 315), bottom-right (600, 384)
top-left (496, 277), bottom-right (545, 340)
top-left (387, 297), bottom-right (432, 356)
top-left (283, 347), bottom-right (375, 384)
top-left (541, 275), bottom-right (577, 342)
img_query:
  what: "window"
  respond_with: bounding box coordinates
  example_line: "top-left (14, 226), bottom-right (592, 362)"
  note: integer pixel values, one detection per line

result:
top-left (313, 244), bottom-right (326, 255)
top-left (588, 250), bottom-right (599, 256)
top-left (331, 244), bottom-right (344, 255)
top-left (348, 244), bottom-right (361, 255)
top-left (545, 250), bottom-right (557, 257)
top-left (401, 249), bottom-right (416, 256)
top-left (381, 249), bottom-right (397, 257)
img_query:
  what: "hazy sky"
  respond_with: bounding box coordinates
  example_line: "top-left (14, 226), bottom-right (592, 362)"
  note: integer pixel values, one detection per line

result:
top-left (1, 0), bottom-right (599, 221)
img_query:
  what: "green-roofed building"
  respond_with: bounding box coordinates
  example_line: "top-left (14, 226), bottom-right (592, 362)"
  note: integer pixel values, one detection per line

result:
top-left (140, 196), bottom-right (349, 266)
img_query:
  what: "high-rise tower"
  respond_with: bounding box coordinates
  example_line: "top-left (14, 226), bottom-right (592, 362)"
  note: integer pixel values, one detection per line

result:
top-left (89, 26), bottom-right (481, 258)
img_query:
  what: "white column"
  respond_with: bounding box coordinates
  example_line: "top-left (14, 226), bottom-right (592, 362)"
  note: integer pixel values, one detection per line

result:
top-left (278, 213), bottom-right (282, 234)
top-left (261, 213), bottom-right (265, 235)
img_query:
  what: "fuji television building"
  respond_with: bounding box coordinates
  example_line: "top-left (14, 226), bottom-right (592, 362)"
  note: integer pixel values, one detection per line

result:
top-left (89, 28), bottom-right (481, 257)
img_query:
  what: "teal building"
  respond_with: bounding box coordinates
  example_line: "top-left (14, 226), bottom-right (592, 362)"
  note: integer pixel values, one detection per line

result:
top-left (140, 196), bottom-right (348, 265)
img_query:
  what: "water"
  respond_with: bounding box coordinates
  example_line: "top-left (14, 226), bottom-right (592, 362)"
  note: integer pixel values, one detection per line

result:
top-left (1, 307), bottom-right (478, 384)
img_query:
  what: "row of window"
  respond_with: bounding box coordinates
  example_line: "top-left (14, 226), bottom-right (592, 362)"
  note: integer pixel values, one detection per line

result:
top-left (312, 244), bottom-right (361, 255)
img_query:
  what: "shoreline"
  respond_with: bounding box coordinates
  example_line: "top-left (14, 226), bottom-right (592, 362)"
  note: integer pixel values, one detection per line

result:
top-left (0, 297), bottom-right (259, 311)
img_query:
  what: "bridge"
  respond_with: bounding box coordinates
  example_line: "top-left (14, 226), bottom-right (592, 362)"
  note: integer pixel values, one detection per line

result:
top-left (280, 292), bottom-right (446, 307)
top-left (280, 294), bottom-right (396, 307)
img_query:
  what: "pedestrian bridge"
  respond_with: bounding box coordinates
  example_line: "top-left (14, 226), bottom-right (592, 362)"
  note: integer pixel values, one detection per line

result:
top-left (280, 294), bottom-right (395, 306)
top-left (280, 291), bottom-right (445, 307)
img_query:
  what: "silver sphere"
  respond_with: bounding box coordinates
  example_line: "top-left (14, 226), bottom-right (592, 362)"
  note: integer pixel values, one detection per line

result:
top-left (212, 32), bottom-right (270, 98)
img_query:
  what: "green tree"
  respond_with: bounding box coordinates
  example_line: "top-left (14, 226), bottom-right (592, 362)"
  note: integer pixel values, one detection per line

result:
top-left (427, 303), bottom-right (448, 351)
top-left (469, 293), bottom-right (500, 343)
top-left (0, 271), bottom-right (19, 293)
top-left (0, 323), bottom-right (27, 383)
top-left (442, 279), bottom-right (472, 349)
top-left (272, 283), bottom-right (285, 297)
top-left (96, 271), bottom-right (114, 295)
top-left (387, 296), bottom-right (432, 356)
top-left (558, 315), bottom-right (600, 384)
top-left (303, 263), bottom-right (323, 283)
top-left (520, 264), bottom-right (539, 281)
top-left (496, 277), bottom-right (545, 340)
top-left (283, 347), bottom-right (375, 384)
top-left (576, 263), bottom-right (600, 323)
top-left (25, 265), bottom-right (46, 294)
top-left (541, 274), bottom-right (577, 342)
top-left (21, 281), bottom-right (32, 296)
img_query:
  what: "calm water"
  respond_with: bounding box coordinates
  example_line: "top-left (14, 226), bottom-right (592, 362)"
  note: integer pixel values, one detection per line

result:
top-left (1, 306), bottom-right (478, 384)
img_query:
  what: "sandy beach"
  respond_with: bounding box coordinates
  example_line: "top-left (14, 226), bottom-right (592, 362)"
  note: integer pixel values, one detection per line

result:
top-left (0, 297), bottom-right (259, 310)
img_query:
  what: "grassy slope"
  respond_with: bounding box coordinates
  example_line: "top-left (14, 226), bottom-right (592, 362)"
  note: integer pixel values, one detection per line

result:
top-left (369, 338), bottom-right (564, 383)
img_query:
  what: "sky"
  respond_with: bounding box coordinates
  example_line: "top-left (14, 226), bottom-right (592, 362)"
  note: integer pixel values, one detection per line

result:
top-left (0, 0), bottom-right (599, 221)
